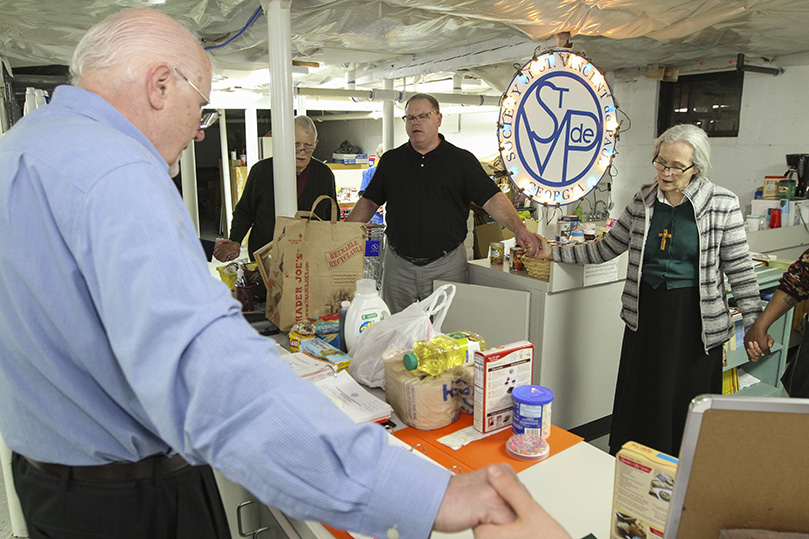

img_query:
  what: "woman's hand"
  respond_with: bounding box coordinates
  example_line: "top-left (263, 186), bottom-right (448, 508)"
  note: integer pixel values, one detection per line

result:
top-left (474, 464), bottom-right (570, 539)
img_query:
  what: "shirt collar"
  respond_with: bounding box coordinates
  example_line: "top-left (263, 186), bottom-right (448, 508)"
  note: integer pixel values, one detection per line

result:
top-left (406, 133), bottom-right (446, 156)
top-left (50, 85), bottom-right (170, 173)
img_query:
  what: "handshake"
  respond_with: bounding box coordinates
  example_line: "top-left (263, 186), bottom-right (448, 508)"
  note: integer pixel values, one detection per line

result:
top-left (438, 463), bottom-right (571, 538)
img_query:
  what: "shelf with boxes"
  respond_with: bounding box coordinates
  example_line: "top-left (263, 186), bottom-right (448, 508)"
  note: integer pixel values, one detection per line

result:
top-left (723, 266), bottom-right (793, 397)
top-left (748, 198), bottom-right (809, 231)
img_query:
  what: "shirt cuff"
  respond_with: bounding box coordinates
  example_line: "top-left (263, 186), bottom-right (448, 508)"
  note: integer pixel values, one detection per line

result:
top-left (360, 442), bottom-right (451, 539)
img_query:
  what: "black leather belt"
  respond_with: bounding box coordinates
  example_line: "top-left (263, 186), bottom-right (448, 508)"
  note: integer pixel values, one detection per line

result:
top-left (396, 250), bottom-right (450, 267)
top-left (24, 453), bottom-right (189, 482)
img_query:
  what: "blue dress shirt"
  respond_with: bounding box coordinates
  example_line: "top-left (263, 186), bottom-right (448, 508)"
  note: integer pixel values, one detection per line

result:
top-left (0, 85), bottom-right (448, 538)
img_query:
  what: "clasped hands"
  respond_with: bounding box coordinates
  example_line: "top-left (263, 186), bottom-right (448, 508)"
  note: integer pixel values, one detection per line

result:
top-left (515, 230), bottom-right (553, 260)
top-left (437, 463), bottom-right (570, 538)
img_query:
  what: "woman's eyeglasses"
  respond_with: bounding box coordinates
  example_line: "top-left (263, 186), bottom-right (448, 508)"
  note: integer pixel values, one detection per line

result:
top-left (652, 159), bottom-right (695, 176)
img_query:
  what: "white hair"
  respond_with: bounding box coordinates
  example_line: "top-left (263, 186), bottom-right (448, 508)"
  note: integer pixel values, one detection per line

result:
top-left (294, 115), bottom-right (317, 140)
top-left (654, 124), bottom-right (712, 180)
top-left (70, 8), bottom-right (207, 88)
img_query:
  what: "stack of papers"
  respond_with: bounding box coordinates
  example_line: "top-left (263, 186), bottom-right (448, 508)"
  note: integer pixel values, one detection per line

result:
top-left (281, 352), bottom-right (337, 382)
top-left (314, 371), bottom-right (392, 425)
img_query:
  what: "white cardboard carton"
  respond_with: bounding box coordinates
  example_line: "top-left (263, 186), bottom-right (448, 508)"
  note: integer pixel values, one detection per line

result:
top-left (473, 341), bottom-right (533, 433)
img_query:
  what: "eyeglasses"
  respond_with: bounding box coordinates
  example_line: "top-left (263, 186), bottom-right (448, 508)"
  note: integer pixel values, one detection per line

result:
top-left (295, 142), bottom-right (316, 153)
top-left (295, 142), bottom-right (315, 153)
top-left (652, 158), bottom-right (695, 176)
top-left (200, 111), bottom-right (219, 130)
top-left (401, 110), bottom-right (438, 123)
top-left (173, 67), bottom-right (210, 107)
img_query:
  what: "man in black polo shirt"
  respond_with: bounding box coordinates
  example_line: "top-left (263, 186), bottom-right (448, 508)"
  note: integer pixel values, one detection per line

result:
top-left (347, 93), bottom-right (542, 313)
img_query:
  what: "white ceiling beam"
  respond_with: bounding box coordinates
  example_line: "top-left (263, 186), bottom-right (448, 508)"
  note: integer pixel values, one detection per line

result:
top-left (356, 35), bottom-right (554, 84)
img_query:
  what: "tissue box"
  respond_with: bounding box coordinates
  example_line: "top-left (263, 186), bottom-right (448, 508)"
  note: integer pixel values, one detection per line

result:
top-left (473, 341), bottom-right (533, 433)
top-left (384, 352), bottom-right (473, 430)
top-left (611, 441), bottom-right (678, 539)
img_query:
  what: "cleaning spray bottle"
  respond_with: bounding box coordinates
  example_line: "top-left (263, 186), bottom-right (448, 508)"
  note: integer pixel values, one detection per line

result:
top-left (344, 279), bottom-right (390, 353)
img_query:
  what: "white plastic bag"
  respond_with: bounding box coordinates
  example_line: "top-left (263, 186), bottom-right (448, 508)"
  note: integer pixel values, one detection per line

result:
top-left (347, 284), bottom-right (456, 389)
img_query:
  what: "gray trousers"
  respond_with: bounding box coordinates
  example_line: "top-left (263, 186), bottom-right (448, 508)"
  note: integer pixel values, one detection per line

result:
top-left (382, 244), bottom-right (468, 314)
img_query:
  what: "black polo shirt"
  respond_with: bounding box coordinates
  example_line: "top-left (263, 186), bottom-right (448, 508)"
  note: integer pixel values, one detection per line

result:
top-left (362, 135), bottom-right (500, 260)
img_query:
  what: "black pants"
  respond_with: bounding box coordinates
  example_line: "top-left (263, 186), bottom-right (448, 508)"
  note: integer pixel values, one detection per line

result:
top-left (12, 453), bottom-right (230, 539)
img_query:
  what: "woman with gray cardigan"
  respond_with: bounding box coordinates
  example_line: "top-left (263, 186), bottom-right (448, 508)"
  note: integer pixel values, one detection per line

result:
top-left (538, 124), bottom-right (761, 456)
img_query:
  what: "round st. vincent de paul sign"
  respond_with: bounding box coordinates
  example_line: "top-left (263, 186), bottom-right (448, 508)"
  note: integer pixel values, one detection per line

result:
top-left (498, 49), bottom-right (619, 206)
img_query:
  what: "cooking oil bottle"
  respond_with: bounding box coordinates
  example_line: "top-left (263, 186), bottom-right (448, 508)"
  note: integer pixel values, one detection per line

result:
top-left (402, 331), bottom-right (487, 376)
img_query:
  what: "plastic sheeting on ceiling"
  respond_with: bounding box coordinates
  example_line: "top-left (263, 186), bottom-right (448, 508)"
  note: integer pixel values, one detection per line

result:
top-left (3, 0), bottom-right (809, 90)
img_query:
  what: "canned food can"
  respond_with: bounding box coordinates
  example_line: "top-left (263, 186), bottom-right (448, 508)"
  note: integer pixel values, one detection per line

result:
top-left (512, 385), bottom-right (554, 439)
top-left (510, 246), bottom-right (525, 271)
top-left (489, 242), bottom-right (504, 264)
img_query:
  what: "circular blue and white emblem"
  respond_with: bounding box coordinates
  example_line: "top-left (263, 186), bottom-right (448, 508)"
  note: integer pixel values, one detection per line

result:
top-left (498, 50), bottom-right (618, 205)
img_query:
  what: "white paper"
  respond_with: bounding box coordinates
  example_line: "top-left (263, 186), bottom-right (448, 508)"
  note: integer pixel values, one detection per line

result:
top-left (437, 424), bottom-right (506, 450)
top-left (314, 371), bottom-right (392, 424)
top-left (281, 352), bottom-right (336, 382)
top-left (738, 371), bottom-right (761, 391)
top-left (583, 259), bottom-right (619, 287)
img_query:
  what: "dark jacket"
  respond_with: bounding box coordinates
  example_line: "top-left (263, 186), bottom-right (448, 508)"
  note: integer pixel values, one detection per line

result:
top-left (229, 158), bottom-right (337, 259)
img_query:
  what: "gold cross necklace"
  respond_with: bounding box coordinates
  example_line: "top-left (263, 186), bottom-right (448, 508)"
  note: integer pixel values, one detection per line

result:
top-left (658, 228), bottom-right (672, 250)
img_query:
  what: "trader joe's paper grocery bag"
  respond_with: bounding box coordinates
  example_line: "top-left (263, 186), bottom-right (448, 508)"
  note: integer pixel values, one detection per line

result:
top-left (255, 196), bottom-right (365, 332)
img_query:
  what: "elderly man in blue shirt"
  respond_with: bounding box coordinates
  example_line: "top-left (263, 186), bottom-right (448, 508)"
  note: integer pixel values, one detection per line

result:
top-left (0, 7), bottom-right (570, 539)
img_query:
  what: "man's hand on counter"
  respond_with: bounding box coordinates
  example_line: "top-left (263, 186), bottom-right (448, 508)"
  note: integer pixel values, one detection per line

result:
top-left (473, 464), bottom-right (571, 539)
top-left (213, 239), bottom-right (242, 262)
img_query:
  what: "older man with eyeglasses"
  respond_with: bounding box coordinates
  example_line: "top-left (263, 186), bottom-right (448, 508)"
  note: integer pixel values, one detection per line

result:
top-left (213, 115), bottom-right (337, 262)
top-left (0, 8), bottom-right (571, 539)
top-left (347, 92), bottom-right (543, 313)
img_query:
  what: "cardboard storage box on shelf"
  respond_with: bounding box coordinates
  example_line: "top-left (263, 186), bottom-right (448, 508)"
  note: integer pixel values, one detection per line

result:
top-left (473, 341), bottom-right (533, 433)
top-left (611, 441), bottom-right (678, 539)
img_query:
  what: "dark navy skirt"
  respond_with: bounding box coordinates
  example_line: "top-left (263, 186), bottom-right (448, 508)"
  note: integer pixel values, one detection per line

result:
top-left (609, 279), bottom-right (723, 457)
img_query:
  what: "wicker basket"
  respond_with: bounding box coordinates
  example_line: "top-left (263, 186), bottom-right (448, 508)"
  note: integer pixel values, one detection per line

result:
top-left (522, 257), bottom-right (552, 281)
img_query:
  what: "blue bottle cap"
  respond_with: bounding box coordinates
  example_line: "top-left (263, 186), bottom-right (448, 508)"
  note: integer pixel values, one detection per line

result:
top-left (512, 385), bottom-right (554, 405)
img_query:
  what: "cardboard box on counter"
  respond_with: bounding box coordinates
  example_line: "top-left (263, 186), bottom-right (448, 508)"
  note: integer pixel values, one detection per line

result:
top-left (611, 441), bottom-right (678, 539)
top-left (473, 222), bottom-right (514, 259)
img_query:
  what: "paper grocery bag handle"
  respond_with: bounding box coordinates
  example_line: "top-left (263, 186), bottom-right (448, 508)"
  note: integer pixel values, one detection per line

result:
top-left (307, 195), bottom-right (340, 224)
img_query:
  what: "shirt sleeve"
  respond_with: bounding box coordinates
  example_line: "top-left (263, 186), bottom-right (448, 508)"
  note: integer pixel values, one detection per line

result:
top-left (779, 248), bottom-right (809, 301)
top-left (229, 162), bottom-right (261, 242)
top-left (361, 156), bottom-right (387, 206)
top-left (719, 196), bottom-right (763, 327)
top-left (553, 196), bottom-right (635, 264)
top-left (80, 164), bottom-right (449, 538)
top-left (460, 150), bottom-right (500, 207)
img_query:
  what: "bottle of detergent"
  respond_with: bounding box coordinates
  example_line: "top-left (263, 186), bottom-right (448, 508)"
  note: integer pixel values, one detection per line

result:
top-left (344, 279), bottom-right (390, 353)
top-left (338, 300), bottom-right (351, 352)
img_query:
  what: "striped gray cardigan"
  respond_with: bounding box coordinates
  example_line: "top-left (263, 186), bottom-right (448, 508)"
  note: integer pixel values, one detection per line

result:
top-left (553, 178), bottom-right (762, 351)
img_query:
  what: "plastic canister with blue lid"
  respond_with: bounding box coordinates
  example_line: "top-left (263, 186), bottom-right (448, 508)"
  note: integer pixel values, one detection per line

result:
top-left (512, 385), bottom-right (554, 439)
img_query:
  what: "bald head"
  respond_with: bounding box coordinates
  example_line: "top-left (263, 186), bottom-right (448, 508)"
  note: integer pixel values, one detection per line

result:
top-left (70, 8), bottom-right (209, 90)
top-left (70, 8), bottom-right (211, 175)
